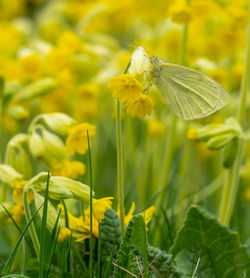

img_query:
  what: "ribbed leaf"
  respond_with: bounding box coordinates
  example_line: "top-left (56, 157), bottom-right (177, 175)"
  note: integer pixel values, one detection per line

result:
top-left (114, 214), bottom-right (148, 278)
top-left (100, 209), bottom-right (121, 263)
top-left (170, 206), bottom-right (250, 277)
top-left (148, 246), bottom-right (184, 277)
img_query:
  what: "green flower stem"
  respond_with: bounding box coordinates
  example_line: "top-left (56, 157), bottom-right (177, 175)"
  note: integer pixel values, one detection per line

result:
top-left (116, 61), bottom-right (131, 236)
top-left (223, 139), bottom-right (244, 225)
top-left (116, 100), bottom-right (125, 236)
top-left (158, 12), bottom-right (188, 206)
top-left (219, 168), bottom-right (233, 223)
top-left (220, 2), bottom-right (250, 225)
top-left (23, 190), bottom-right (40, 260)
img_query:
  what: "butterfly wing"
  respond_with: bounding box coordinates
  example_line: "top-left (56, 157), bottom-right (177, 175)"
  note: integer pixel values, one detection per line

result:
top-left (154, 63), bottom-right (231, 120)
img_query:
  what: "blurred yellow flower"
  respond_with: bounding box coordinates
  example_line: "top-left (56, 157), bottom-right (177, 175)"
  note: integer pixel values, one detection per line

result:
top-left (187, 127), bottom-right (198, 141)
top-left (52, 160), bottom-right (86, 179)
top-left (169, 2), bottom-right (192, 24)
top-left (125, 94), bottom-right (153, 118)
top-left (92, 197), bottom-right (113, 221)
top-left (122, 202), bottom-right (155, 227)
top-left (19, 54), bottom-right (43, 81)
top-left (58, 227), bottom-right (72, 243)
top-left (109, 74), bottom-right (144, 103)
top-left (66, 123), bottom-right (96, 156)
top-left (148, 120), bottom-right (166, 137)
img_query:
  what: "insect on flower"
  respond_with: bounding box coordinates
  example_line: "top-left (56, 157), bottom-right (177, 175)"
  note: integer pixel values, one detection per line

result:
top-left (131, 47), bottom-right (231, 120)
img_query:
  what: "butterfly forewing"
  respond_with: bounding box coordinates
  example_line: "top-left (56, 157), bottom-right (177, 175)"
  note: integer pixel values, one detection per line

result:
top-left (154, 63), bottom-right (231, 120)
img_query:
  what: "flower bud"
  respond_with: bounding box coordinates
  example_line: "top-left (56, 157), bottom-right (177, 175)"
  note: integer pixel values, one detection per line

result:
top-left (13, 78), bottom-right (57, 102)
top-left (24, 172), bottom-right (73, 200)
top-left (34, 192), bottom-right (64, 233)
top-left (5, 134), bottom-right (32, 179)
top-left (0, 164), bottom-right (23, 187)
top-left (41, 113), bottom-right (76, 135)
top-left (29, 132), bottom-right (45, 160)
top-left (7, 105), bottom-right (29, 121)
top-left (129, 46), bottom-right (151, 88)
top-left (42, 128), bottom-right (67, 165)
top-left (222, 137), bottom-right (239, 168)
top-left (51, 176), bottom-right (92, 203)
top-left (206, 134), bottom-right (235, 150)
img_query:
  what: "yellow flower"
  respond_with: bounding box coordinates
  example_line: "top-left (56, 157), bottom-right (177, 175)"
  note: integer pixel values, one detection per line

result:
top-left (148, 120), bottom-right (166, 137)
top-left (207, 68), bottom-right (227, 88)
top-left (58, 227), bottom-right (72, 243)
top-left (92, 197), bottom-right (113, 222)
top-left (123, 202), bottom-right (155, 227)
top-left (52, 160), bottom-right (85, 179)
top-left (169, 2), bottom-right (192, 24)
top-left (187, 127), bottom-right (198, 141)
top-left (124, 202), bottom-right (135, 225)
top-left (125, 94), bottom-right (153, 118)
top-left (19, 54), bottom-right (43, 81)
top-left (108, 74), bottom-right (144, 103)
top-left (66, 123), bottom-right (96, 156)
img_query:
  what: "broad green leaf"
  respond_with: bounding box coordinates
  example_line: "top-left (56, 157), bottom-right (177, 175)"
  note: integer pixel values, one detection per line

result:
top-left (170, 206), bottom-right (250, 278)
top-left (114, 214), bottom-right (148, 278)
top-left (148, 246), bottom-right (184, 277)
top-left (100, 209), bottom-right (121, 263)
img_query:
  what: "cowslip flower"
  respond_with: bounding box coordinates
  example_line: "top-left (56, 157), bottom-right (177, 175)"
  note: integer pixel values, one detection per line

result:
top-left (108, 74), bottom-right (144, 103)
top-left (52, 160), bottom-right (85, 179)
top-left (119, 202), bottom-right (155, 227)
top-left (66, 123), bottom-right (96, 156)
top-left (169, 3), bottom-right (192, 24)
top-left (125, 94), bottom-right (153, 118)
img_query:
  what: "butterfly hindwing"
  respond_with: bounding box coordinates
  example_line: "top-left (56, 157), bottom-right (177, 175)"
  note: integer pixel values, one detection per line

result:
top-left (154, 63), bottom-right (231, 120)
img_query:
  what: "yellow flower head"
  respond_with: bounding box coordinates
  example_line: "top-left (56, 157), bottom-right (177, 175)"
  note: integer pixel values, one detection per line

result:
top-left (108, 74), bottom-right (144, 103)
top-left (51, 160), bottom-right (85, 179)
top-left (125, 94), bottom-right (153, 118)
top-left (187, 127), bottom-right (199, 141)
top-left (92, 197), bottom-right (113, 222)
top-left (122, 202), bottom-right (155, 227)
top-left (58, 227), bottom-right (72, 243)
top-left (19, 54), bottom-right (43, 81)
top-left (169, 3), bottom-right (192, 24)
top-left (148, 120), bottom-right (166, 137)
top-left (66, 123), bottom-right (96, 156)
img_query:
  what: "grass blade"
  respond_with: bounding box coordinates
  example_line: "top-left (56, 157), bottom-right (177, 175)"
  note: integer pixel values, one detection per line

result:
top-left (1, 204), bottom-right (33, 250)
top-left (39, 171), bottom-right (50, 278)
top-left (1, 204), bottom-right (42, 275)
top-left (87, 130), bottom-right (94, 278)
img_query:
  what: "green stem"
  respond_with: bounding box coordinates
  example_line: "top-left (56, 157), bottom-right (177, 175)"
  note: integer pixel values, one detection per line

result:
top-left (237, 14), bottom-right (250, 124)
top-left (219, 168), bottom-right (233, 223)
top-left (87, 131), bottom-right (94, 278)
top-left (220, 1), bottom-right (250, 225)
top-left (116, 61), bottom-right (131, 236)
top-left (23, 190), bottom-right (40, 260)
top-left (223, 140), bottom-right (244, 225)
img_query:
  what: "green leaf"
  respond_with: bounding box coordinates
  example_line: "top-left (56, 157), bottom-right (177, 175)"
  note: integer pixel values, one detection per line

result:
top-left (1, 205), bottom-right (42, 275)
top-left (170, 205), bottom-right (250, 277)
top-left (39, 171), bottom-right (50, 278)
top-left (114, 214), bottom-right (148, 278)
top-left (148, 246), bottom-right (184, 277)
top-left (100, 209), bottom-right (121, 264)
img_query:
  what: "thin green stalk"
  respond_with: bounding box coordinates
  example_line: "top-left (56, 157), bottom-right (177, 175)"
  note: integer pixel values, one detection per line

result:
top-left (39, 171), bottom-right (50, 278)
top-left (97, 222), bottom-right (102, 278)
top-left (158, 11), bottom-right (188, 201)
top-left (223, 140), bottom-right (244, 225)
top-left (116, 60), bottom-right (131, 236)
top-left (87, 130), bottom-right (94, 278)
top-left (220, 2), bottom-right (250, 225)
top-left (219, 168), bottom-right (233, 223)
top-left (23, 190), bottom-right (40, 260)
